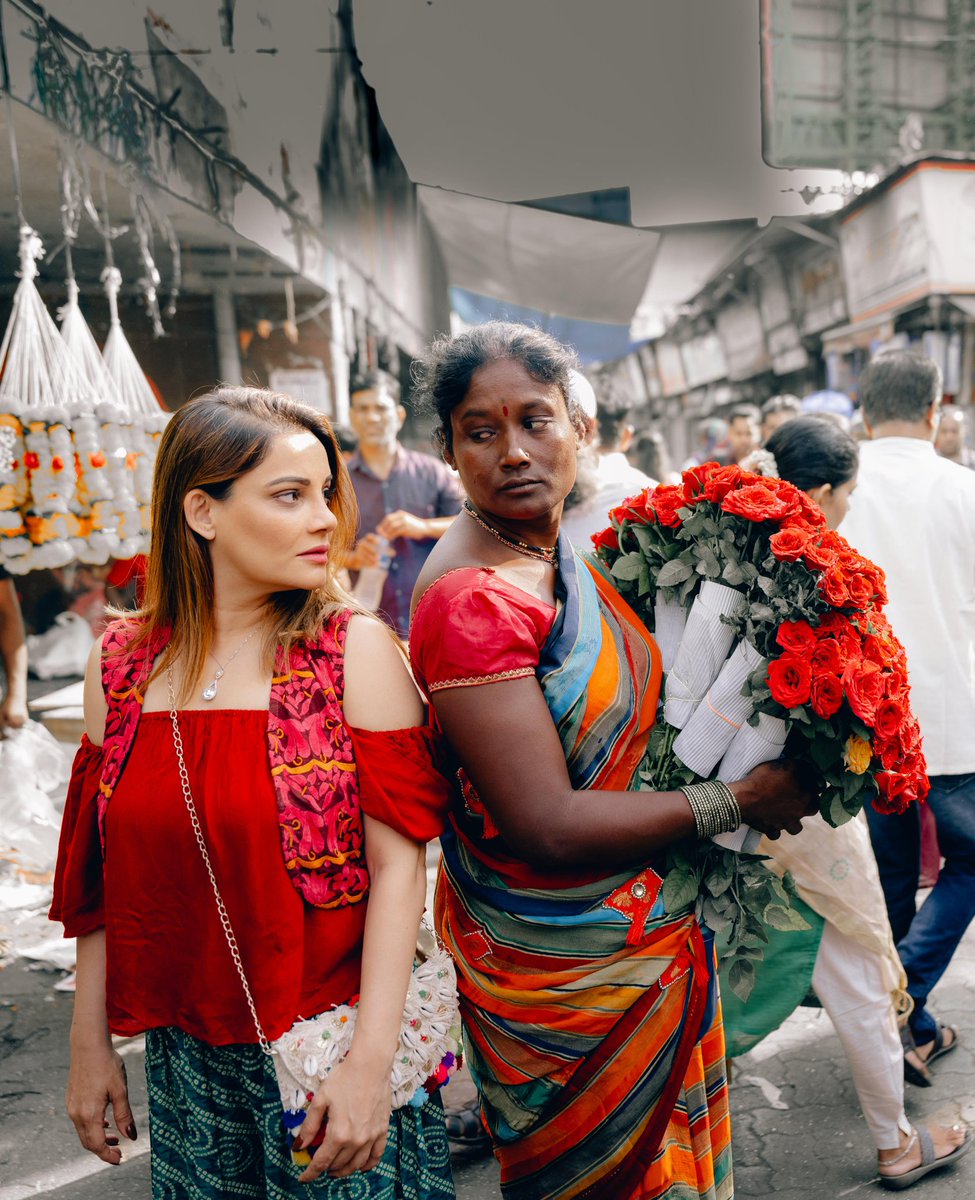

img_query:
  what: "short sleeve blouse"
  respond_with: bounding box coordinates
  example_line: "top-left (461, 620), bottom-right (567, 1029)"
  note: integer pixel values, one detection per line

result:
top-left (410, 568), bottom-right (556, 695)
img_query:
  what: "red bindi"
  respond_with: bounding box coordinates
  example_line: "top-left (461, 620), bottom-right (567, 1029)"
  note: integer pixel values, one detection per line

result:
top-left (502, 405), bottom-right (509, 416)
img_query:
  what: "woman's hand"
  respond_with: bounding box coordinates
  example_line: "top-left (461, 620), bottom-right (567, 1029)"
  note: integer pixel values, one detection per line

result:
top-left (732, 760), bottom-right (820, 839)
top-left (65, 1041), bottom-right (136, 1164)
top-left (295, 1057), bottom-right (392, 1182)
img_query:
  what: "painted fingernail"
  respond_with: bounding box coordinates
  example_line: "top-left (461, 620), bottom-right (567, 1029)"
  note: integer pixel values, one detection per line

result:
top-left (126, 1124), bottom-right (137, 1140)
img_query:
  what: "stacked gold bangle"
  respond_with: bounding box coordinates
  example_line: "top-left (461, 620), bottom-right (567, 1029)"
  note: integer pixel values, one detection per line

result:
top-left (679, 780), bottom-right (742, 839)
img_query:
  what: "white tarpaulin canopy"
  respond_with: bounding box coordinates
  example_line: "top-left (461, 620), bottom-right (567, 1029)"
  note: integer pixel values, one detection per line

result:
top-left (354, 0), bottom-right (845, 330)
top-left (417, 187), bottom-right (660, 324)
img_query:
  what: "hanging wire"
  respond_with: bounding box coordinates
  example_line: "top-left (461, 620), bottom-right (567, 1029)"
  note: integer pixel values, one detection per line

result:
top-left (131, 190), bottom-right (165, 337)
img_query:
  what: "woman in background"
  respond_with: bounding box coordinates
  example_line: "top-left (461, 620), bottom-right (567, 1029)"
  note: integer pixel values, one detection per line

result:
top-left (734, 414), bottom-right (969, 1190)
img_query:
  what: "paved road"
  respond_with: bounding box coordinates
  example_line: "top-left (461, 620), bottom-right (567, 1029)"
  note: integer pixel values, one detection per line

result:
top-left (3, 914), bottom-right (974, 1199)
top-left (2, 758), bottom-right (972, 1200)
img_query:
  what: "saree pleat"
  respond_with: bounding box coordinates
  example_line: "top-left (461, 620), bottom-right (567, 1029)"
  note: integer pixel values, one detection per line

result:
top-left (432, 539), bottom-right (733, 1199)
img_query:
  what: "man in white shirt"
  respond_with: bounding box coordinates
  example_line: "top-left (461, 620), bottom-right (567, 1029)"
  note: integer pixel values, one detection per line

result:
top-left (840, 350), bottom-right (975, 1083)
top-left (560, 391), bottom-right (655, 549)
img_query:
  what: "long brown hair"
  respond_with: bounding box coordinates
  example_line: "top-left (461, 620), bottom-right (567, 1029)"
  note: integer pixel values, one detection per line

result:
top-left (123, 386), bottom-right (364, 696)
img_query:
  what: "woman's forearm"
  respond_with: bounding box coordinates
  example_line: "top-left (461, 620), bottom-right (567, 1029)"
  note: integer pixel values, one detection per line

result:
top-left (71, 929), bottom-right (112, 1049)
top-left (347, 837), bottom-right (427, 1075)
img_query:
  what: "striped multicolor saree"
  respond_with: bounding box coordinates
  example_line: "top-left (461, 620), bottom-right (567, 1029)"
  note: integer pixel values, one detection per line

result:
top-left (434, 538), bottom-right (734, 1200)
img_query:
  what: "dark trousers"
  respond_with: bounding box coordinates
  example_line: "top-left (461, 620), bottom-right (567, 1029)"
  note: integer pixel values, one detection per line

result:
top-left (865, 772), bottom-right (975, 1045)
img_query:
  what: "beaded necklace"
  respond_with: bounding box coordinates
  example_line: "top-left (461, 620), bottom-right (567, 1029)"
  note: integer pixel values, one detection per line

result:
top-left (463, 500), bottom-right (558, 565)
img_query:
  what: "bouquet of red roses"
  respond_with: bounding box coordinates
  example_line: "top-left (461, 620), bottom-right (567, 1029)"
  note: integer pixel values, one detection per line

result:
top-left (591, 461), bottom-right (927, 996)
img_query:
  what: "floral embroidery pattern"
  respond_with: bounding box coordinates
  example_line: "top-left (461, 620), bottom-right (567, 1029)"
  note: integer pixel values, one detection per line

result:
top-left (97, 614), bottom-right (368, 910)
top-left (268, 614), bottom-right (368, 908)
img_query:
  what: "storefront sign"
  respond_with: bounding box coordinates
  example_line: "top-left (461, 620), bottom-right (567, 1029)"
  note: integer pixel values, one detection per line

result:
top-left (789, 243), bottom-right (847, 336)
top-left (655, 340), bottom-right (687, 397)
top-left (840, 162), bottom-right (975, 323)
top-left (679, 331), bottom-right (727, 389)
top-left (715, 297), bottom-right (770, 380)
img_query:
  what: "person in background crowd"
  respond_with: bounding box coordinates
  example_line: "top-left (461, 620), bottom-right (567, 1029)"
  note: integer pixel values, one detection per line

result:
top-left (734, 417), bottom-right (969, 1190)
top-left (407, 321), bottom-right (818, 1200)
top-left (840, 351), bottom-right (975, 1088)
top-left (683, 415), bottom-right (730, 469)
top-left (0, 566), bottom-right (28, 733)
top-left (760, 393), bottom-right (801, 443)
top-left (333, 424), bottom-right (360, 463)
top-left (50, 388), bottom-right (454, 1197)
top-left (629, 428), bottom-right (676, 484)
top-left (802, 389), bottom-right (854, 432)
top-left (344, 370), bottom-right (464, 637)
top-left (560, 381), bottom-right (655, 548)
top-left (727, 405), bottom-right (762, 463)
top-left (934, 405), bottom-right (975, 469)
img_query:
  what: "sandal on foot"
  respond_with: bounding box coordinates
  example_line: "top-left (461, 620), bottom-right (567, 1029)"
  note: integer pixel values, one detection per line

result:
top-left (918, 1023), bottom-right (959, 1068)
top-left (444, 1096), bottom-right (492, 1158)
top-left (879, 1125), bottom-right (972, 1191)
top-left (900, 1025), bottom-right (932, 1088)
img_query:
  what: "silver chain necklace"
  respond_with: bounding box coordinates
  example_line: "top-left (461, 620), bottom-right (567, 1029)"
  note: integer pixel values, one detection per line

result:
top-left (201, 629), bottom-right (260, 701)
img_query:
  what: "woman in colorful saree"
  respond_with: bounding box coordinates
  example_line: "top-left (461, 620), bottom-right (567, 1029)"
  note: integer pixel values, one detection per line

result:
top-left (407, 323), bottom-right (818, 1200)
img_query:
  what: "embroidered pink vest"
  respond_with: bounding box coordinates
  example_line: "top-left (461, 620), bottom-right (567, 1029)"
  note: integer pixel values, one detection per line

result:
top-left (97, 613), bottom-right (369, 909)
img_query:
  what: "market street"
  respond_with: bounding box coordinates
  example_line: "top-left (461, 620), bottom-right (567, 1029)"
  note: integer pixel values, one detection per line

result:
top-left (2, 875), bottom-right (973, 1200)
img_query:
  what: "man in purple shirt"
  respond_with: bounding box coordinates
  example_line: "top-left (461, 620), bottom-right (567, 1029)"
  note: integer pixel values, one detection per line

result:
top-left (345, 370), bottom-right (463, 637)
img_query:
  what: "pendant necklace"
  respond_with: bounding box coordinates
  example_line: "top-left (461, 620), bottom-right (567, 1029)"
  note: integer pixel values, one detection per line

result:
top-left (202, 629), bottom-right (260, 701)
top-left (463, 500), bottom-right (558, 565)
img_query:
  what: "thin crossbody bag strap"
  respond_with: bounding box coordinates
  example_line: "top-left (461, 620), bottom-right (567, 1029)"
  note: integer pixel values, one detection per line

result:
top-left (167, 668), bottom-right (274, 1056)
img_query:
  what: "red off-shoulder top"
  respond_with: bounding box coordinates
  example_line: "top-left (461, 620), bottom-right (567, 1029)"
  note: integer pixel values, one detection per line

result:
top-left (50, 710), bottom-right (447, 1044)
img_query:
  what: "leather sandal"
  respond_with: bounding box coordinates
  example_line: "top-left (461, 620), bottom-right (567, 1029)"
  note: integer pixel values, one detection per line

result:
top-left (918, 1023), bottom-right (959, 1068)
top-left (879, 1124), bottom-right (972, 1190)
top-left (900, 1025), bottom-right (932, 1088)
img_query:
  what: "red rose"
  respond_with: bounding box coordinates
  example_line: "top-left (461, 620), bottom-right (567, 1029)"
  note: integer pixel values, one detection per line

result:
top-left (810, 673), bottom-right (844, 719)
top-left (682, 462), bottom-right (718, 502)
top-left (610, 490), bottom-right (655, 526)
top-left (652, 485), bottom-right (687, 527)
top-left (769, 527), bottom-right (812, 562)
top-left (703, 464), bottom-right (743, 503)
top-left (776, 619), bottom-right (817, 654)
top-left (819, 564), bottom-right (851, 608)
top-left (842, 660), bottom-right (886, 723)
top-left (816, 613), bottom-right (862, 659)
top-left (767, 652), bottom-right (813, 708)
top-left (846, 572), bottom-right (874, 610)
top-left (874, 771), bottom-right (917, 815)
top-left (874, 697), bottom-right (907, 739)
top-left (884, 667), bottom-right (909, 699)
top-left (24, 451), bottom-right (40, 470)
top-left (804, 535), bottom-right (840, 572)
top-left (796, 491), bottom-right (829, 528)
top-left (592, 524), bottom-right (619, 553)
top-left (721, 483), bottom-right (794, 523)
top-left (810, 638), bottom-right (843, 675)
top-left (51, 455), bottom-right (65, 472)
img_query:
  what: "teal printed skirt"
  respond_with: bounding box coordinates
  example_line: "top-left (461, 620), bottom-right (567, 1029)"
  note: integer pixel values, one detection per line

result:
top-left (144, 1028), bottom-right (456, 1199)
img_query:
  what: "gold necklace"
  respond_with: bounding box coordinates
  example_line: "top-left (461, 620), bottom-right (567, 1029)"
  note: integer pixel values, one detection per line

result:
top-left (463, 501), bottom-right (558, 565)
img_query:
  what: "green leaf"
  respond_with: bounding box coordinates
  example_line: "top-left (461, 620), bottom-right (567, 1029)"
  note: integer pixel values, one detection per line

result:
top-left (701, 897), bottom-right (733, 934)
top-left (610, 553), bottom-right (645, 582)
top-left (722, 560), bottom-right (748, 586)
top-left (763, 903), bottom-right (812, 932)
top-left (656, 558), bottom-right (694, 587)
top-left (705, 866), bottom-right (734, 897)
top-left (728, 957), bottom-right (756, 1002)
top-left (662, 868), bottom-right (699, 913)
top-left (757, 575), bottom-right (779, 597)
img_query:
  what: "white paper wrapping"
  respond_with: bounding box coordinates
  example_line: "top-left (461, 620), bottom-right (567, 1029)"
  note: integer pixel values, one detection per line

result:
top-left (710, 711), bottom-right (790, 854)
top-left (663, 581), bottom-right (745, 729)
top-left (652, 591), bottom-right (689, 674)
top-left (672, 639), bottom-right (766, 777)
top-left (716, 711), bottom-right (789, 782)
